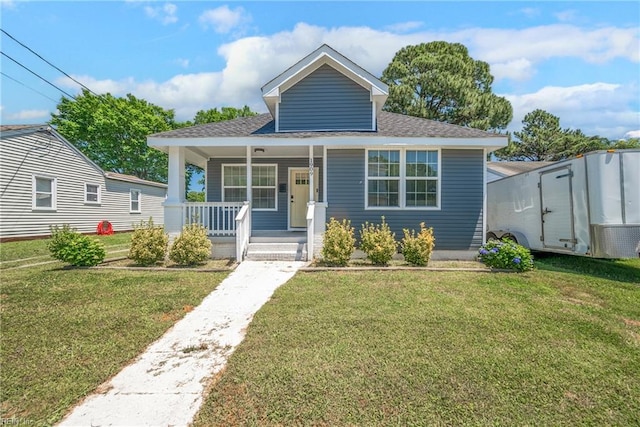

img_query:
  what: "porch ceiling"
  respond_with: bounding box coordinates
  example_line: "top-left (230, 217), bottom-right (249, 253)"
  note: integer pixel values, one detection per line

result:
top-left (184, 145), bottom-right (324, 168)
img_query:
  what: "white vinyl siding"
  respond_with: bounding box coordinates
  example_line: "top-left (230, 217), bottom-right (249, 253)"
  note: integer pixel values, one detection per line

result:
top-left (84, 183), bottom-right (101, 204)
top-left (366, 148), bottom-right (440, 210)
top-left (32, 175), bottom-right (57, 210)
top-left (130, 189), bottom-right (141, 213)
top-left (222, 164), bottom-right (277, 211)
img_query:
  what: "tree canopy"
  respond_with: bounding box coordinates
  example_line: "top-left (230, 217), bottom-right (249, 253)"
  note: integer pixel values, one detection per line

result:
top-left (50, 90), bottom-right (178, 183)
top-left (381, 41), bottom-right (513, 131)
top-left (192, 106), bottom-right (256, 125)
top-left (494, 109), bottom-right (639, 161)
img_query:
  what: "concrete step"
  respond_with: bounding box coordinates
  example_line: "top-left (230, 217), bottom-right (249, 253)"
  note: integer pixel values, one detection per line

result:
top-left (250, 231), bottom-right (306, 244)
top-left (245, 242), bottom-right (307, 261)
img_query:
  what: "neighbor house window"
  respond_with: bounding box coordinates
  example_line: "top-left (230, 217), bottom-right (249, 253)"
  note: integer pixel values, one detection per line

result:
top-left (222, 164), bottom-right (277, 210)
top-left (366, 149), bottom-right (440, 209)
top-left (130, 189), bottom-right (141, 213)
top-left (32, 175), bottom-right (57, 210)
top-left (85, 183), bottom-right (101, 204)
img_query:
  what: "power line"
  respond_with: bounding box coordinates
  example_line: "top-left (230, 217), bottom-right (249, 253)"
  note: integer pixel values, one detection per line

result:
top-left (0, 51), bottom-right (76, 100)
top-left (1, 28), bottom-right (98, 96)
top-left (1, 71), bottom-right (60, 102)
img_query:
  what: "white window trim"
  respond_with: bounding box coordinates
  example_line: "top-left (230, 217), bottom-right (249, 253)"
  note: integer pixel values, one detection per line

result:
top-left (32, 175), bottom-right (57, 211)
top-left (365, 148), bottom-right (441, 211)
top-left (221, 163), bottom-right (278, 212)
top-left (130, 188), bottom-right (142, 213)
top-left (84, 182), bottom-right (102, 205)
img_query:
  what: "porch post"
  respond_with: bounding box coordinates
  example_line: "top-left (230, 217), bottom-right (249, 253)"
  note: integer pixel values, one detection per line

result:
top-left (323, 145), bottom-right (327, 203)
top-left (246, 145), bottom-right (252, 205)
top-left (164, 146), bottom-right (185, 235)
top-left (308, 145), bottom-right (315, 202)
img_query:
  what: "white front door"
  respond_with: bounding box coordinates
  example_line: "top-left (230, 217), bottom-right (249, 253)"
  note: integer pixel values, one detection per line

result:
top-left (289, 168), bottom-right (319, 229)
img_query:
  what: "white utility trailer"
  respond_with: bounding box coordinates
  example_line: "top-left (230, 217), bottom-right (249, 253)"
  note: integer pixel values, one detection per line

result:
top-left (487, 150), bottom-right (640, 258)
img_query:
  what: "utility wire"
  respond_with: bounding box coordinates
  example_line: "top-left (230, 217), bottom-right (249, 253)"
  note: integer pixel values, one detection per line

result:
top-left (1, 71), bottom-right (60, 102)
top-left (1, 28), bottom-right (98, 96)
top-left (1, 51), bottom-right (76, 99)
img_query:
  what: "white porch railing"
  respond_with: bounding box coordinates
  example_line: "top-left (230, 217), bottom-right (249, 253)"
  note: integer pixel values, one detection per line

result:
top-left (235, 202), bottom-right (251, 261)
top-left (183, 202), bottom-right (244, 236)
top-left (306, 202), bottom-right (315, 262)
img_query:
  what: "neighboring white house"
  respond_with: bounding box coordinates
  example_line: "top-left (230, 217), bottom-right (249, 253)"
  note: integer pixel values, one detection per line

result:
top-left (0, 124), bottom-right (167, 241)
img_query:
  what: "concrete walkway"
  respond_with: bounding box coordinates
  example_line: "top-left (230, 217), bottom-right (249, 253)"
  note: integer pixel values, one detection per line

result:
top-left (59, 261), bottom-right (306, 427)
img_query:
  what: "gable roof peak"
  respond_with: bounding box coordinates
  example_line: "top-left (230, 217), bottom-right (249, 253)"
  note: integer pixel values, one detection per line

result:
top-left (261, 44), bottom-right (388, 117)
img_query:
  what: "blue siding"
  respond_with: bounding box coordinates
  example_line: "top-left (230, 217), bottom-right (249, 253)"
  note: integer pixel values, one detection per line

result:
top-left (326, 149), bottom-right (484, 250)
top-left (207, 158), bottom-right (323, 230)
top-left (279, 64), bottom-right (373, 131)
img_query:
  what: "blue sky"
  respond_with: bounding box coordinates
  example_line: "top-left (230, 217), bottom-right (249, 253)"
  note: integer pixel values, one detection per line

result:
top-left (1, 1), bottom-right (639, 139)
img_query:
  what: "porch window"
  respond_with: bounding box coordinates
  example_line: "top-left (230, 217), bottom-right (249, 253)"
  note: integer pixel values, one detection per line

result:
top-left (32, 175), bottom-right (57, 210)
top-left (222, 164), bottom-right (277, 210)
top-left (366, 149), bottom-right (440, 209)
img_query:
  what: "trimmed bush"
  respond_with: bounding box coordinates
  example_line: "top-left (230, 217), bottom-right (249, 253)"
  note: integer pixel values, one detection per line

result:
top-left (129, 218), bottom-right (168, 266)
top-left (48, 225), bottom-right (106, 267)
top-left (169, 224), bottom-right (212, 266)
top-left (478, 238), bottom-right (534, 272)
top-left (321, 218), bottom-right (355, 266)
top-left (359, 217), bottom-right (397, 266)
top-left (401, 222), bottom-right (436, 266)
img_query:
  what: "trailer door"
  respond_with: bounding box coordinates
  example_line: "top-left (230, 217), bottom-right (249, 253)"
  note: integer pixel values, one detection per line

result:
top-left (540, 167), bottom-right (576, 251)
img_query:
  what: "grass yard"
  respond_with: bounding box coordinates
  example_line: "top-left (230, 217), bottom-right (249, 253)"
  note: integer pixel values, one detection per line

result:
top-left (1, 262), bottom-right (227, 426)
top-left (194, 255), bottom-right (640, 426)
top-left (0, 232), bottom-right (132, 268)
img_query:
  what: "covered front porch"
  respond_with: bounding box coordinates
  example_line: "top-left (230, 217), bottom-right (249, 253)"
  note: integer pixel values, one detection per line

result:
top-left (163, 144), bottom-right (327, 262)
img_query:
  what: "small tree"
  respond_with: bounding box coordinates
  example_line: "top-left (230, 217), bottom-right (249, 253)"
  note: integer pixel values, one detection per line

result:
top-left (321, 218), bottom-right (355, 266)
top-left (48, 225), bottom-right (106, 267)
top-left (359, 217), bottom-right (397, 266)
top-left (128, 218), bottom-right (168, 265)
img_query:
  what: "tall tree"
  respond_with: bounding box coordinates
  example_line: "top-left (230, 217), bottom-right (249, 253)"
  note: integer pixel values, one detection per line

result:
top-left (494, 109), bottom-right (631, 161)
top-left (381, 41), bottom-right (513, 131)
top-left (192, 106), bottom-right (256, 125)
top-left (50, 89), bottom-right (178, 183)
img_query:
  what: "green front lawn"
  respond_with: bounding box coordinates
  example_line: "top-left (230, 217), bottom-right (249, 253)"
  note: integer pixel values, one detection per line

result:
top-left (1, 264), bottom-right (227, 425)
top-left (194, 256), bottom-right (640, 426)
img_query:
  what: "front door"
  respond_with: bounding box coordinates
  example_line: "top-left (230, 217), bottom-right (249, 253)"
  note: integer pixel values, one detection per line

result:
top-left (289, 168), bottom-right (319, 229)
top-left (540, 166), bottom-right (575, 250)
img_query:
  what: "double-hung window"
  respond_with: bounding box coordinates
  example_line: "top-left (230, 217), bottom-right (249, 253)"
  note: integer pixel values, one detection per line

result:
top-left (130, 189), bottom-right (141, 213)
top-left (32, 175), bottom-right (57, 210)
top-left (85, 183), bottom-right (101, 204)
top-left (366, 149), bottom-right (440, 209)
top-left (222, 164), bottom-right (277, 210)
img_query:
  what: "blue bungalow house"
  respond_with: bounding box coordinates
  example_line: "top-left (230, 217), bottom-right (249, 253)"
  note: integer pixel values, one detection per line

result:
top-left (147, 44), bottom-right (508, 261)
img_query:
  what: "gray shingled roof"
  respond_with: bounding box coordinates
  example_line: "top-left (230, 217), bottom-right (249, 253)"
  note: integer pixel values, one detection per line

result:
top-left (104, 172), bottom-right (167, 188)
top-left (149, 111), bottom-right (501, 139)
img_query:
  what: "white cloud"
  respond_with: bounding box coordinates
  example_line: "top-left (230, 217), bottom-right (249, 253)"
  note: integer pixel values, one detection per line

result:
top-left (384, 21), bottom-right (424, 33)
top-left (491, 58), bottom-right (535, 81)
top-left (144, 2), bottom-right (178, 25)
top-left (554, 10), bottom-right (578, 23)
top-left (625, 130), bottom-right (640, 138)
top-left (7, 109), bottom-right (50, 121)
top-left (0, 0), bottom-right (16, 9)
top-left (174, 58), bottom-right (190, 68)
top-left (198, 5), bottom-right (250, 34)
top-left (504, 83), bottom-right (639, 139)
top-left (518, 7), bottom-right (540, 18)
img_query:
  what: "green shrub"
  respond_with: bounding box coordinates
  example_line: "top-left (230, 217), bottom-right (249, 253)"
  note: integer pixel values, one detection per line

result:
top-left (478, 238), bottom-right (534, 272)
top-left (48, 225), bottom-right (106, 267)
top-left (169, 224), bottom-right (212, 266)
top-left (401, 222), bottom-right (436, 266)
top-left (359, 217), bottom-right (397, 266)
top-left (128, 218), bottom-right (168, 266)
top-left (321, 218), bottom-right (355, 266)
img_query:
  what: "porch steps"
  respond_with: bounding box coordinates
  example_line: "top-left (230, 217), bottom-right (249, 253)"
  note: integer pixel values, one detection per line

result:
top-left (245, 242), bottom-right (307, 261)
top-left (244, 231), bottom-right (308, 261)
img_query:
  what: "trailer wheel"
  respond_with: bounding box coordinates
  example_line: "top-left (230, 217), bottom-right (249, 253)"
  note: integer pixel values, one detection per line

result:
top-left (486, 232), bottom-right (499, 241)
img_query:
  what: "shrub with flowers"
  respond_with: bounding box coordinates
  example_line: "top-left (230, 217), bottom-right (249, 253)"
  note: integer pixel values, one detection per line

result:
top-left (478, 238), bottom-right (534, 272)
